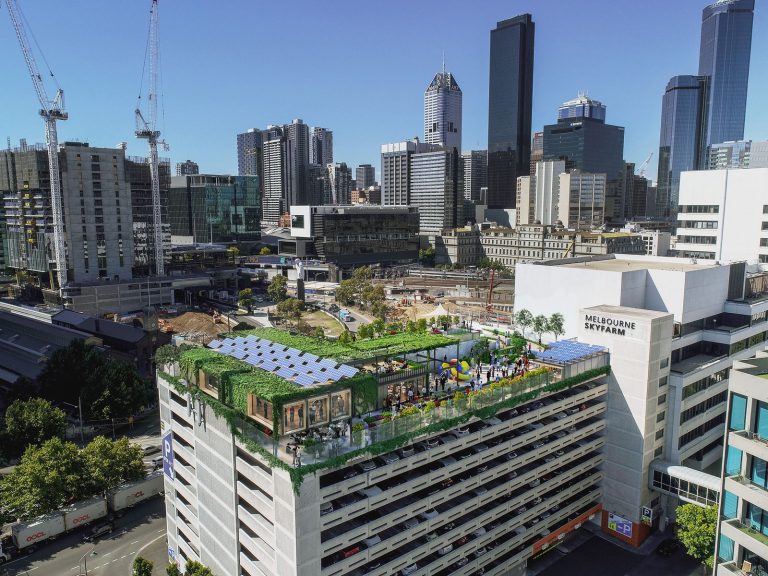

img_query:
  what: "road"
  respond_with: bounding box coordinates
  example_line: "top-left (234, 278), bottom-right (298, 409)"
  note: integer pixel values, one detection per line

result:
top-left (1, 498), bottom-right (166, 576)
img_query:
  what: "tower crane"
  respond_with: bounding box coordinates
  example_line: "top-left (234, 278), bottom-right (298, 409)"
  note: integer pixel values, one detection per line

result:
top-left (135, 0), bottom-right (167, 277)
top-left (5, 0), bottom-right (68, 293)
top-left (637, 152), bottom-right (654, 178)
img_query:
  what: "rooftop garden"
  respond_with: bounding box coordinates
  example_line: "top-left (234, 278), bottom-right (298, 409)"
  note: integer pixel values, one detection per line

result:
top-left (218, 327), bottom-right (459, 364)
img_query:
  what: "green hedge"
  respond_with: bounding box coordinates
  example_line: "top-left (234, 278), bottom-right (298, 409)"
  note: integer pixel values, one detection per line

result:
top-left (160, 363), bottom-right (610, 494)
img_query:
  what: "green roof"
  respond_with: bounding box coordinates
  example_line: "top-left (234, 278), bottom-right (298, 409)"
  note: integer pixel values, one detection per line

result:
top-left (219, 327), bottom-right (459, 363)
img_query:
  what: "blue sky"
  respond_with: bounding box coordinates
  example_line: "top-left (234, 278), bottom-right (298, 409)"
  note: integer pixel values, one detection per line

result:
top-left (1, 0), bottom-right (765, 183)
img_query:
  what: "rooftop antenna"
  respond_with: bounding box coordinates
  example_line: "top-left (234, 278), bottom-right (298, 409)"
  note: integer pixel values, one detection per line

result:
top-left (442, 50), bottom-right (445, 75)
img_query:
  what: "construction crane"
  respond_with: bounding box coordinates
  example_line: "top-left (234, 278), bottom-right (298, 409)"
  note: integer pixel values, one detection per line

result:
top-left (135, 0), bottom-right (167, 277)
top-left (5, 0), bottom-right (68, 293)
top-left (637, 152), bottom-right (654, 178)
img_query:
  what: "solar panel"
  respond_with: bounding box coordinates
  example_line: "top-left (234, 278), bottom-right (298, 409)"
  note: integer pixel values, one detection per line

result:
top-left (277, 367), bottom-right (296, 380)
top-left (302, 353), bottom-right (319, 362)
top-left (295, 374), bottom-right (316, 387)
top-left (338, 365), bottom-right (358, 377)
top-left (208, 340), bottom-right (222, 349)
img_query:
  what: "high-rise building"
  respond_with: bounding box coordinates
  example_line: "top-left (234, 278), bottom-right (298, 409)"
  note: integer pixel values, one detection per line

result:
top-left (175, 160), bottom-right (199, 176)
top-left (168, 175), bottom-right (260, 244)
top-left (284, 119), bottom-right (311, 209)
top-left (543, 95), bottom-right (625, 222)
top-left (307, 164), bottom-right (326, 207)
top-left (237, 128), bottom-right (263, 177)
top-left (699, 0), bottom-right (754, 150)
top-left (708, 140), bottom-right (768, 169)
top-left (261, 126), bottom-right (286, 226)
top-left (410, 149), bottom-right (459, 234)
top-left (310, 127), bottom-right (333, 167)
top-left (424, 69), bottom-right (462, 152)
top-left (655, 75), bottom-right (710, 218)
top-left (713, 351), bottom-right (768, 573)
top-left (324, 163), bottom-right (352, 205)
top-left (622, 162), bottom-right (650, 220)
top-left (355, 164), bottom-right (375, 190)
top-left (461, 150), bottom-right (488, 202)
top-left (516, 160), bottom-right (565, 226)
top-left (487, 14), bottom-right (535, 209)
top-left (380, 139), bottom-right (440, 206)
top-left (1, 143), bottom-right (136, 285)
top-left (125, 154), bottom-right (171, 278)
top-left (558, 170), bottom-right (606, 230)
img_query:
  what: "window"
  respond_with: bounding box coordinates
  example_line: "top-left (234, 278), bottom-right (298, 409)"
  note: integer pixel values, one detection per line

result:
top-left (751, 456), bottom-right (767, 488)
top-left (660, 357), bottom-right (669, 369)
top-left (659, 375), bottom-right (668, 388)
top-left (680, 391), bottom-right (727, 424)
top-left (757, 401), bottom-right (768, 440)
top-left (657, 411), bottom-right (666, 423)
top-left (726, 446), bottom-right (743, 476)
top-left (658, 394), bottom-right (666, 405)
top-left (730, 393), bottom-right (747, 430)
top-left (722, 491), bottom-right (738, 520)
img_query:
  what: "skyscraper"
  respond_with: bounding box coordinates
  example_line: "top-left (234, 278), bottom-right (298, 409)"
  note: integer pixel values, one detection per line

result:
top-left (236, 128), bottom-right (262, 177)
top-left (380, 139), bottom-right (440, 206)
top-left (699, 0), bottom-right (754, 150)
top-left (310, 127), bottom-right (333, 167)
top-left (325, 163), bottom-right (353, 205)
top-left (410, 149), bottom-right (459, 234)
top-left (261, 126), bottom-right (286, 226)
top-left (529, 131), bottom-right (543, 178)
top-left (461, 150), bottom-right (488, 202)
top-left (424, 68), bottom-right (462, 151)
top-left (656, 75), bottom-right (710, 217)
top-left (542, 95), bottom-right (624, 221)
top-left (355, 164), bottom-right (375, 189)
top-left (487, 14), bottom-right (535, 209)
top-left (283, 119), bottom-right (311, 209)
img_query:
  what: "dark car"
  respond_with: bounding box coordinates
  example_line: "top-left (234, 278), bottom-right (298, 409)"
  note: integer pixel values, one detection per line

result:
top-left (656, 538), bottom-right (680, 557)
top-left (83, 521), bottom-right (114, 542)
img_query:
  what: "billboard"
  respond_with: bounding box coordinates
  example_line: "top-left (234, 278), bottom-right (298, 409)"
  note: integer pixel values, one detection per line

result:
top-left (608, 512), bottom-right (633, 538)
top-left (162, 431), bottom-right (175, 481)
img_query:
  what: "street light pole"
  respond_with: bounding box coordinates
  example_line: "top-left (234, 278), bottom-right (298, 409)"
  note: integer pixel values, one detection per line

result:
top-left (62, 396), bottom-right (84, 443)
top-left (79, 546), bottom-right (96, 575)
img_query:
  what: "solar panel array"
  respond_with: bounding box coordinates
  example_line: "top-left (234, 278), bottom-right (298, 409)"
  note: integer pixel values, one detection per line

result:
top-left (207, 334), bottom-right (359, 388)
top-left (533, 340), bottom-right (606, 366)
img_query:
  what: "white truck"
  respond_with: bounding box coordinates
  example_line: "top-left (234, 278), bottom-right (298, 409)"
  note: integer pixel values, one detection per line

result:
top-left (0, 473), bottom-right (164, 562)
top-left (108, 471), bottom-right (164, 512)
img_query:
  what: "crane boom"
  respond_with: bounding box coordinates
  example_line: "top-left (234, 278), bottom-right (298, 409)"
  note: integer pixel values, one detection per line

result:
top-left (6, 0), bottom-right (69, 292)
top-left (637, 152), bottom-right (654, 178)
top-left (136, 0), bottom-right (166, 277)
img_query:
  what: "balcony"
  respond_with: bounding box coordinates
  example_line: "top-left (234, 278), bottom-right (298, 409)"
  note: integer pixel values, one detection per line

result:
top-left (722, 518), bottom-right (768, 563)
top-left (731, 431), bottom-right (768, 464)
top-left (725, 475), bottom-right (768, 511)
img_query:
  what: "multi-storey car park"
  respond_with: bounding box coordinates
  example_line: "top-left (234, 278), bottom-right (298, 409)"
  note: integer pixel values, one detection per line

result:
top-left (157, 328), bottom-right (610, 576)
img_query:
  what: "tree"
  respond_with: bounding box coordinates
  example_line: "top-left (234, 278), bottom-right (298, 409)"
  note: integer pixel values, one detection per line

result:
top-left (166, 565), bottom-right (182, 576)
top-left (184, 560), bottom-right (214, 576)
top-left (0, 438), bottom-right (87, 519)
top-left (338, 330), bottom-right (353, 344)
top-left (676, 503), bottom-right (717, 571)
top-left (133, 557), bottom-right (154, 576)
top-left (417, 318), bottom-right (428, 332)
top-left (38, 341), bottom-right (147, 421)
top-left (357, 324), bottom-right (372, 339)
top-left (259, 246), bottom-right (272, 255)
top-left (81, 436), bottom-right (145, 495)
top-left (4, 398), bottom-right (66, 458)
top-left (532, 315), bottom-right (548, 344)
top-left (267, 275), bottom-right (288, 303)
top-left (406, 320), bottom-right (417, 333)
top-left (334, 279), bottom-right (356, 306)
top-left (277, 298), bottom-right (304, 326)
top-left (419, 246), bottom-right (436, 267)
top-left (312, 326), bottom-right (325, 339)
top-left (371, 300), bottom-right (390, 321)
top-left (515, 309), bottom-right (534, 338)
top-left (238, 288), bottom-right (254, 313)
top-left (155, 343), bottom-right (195, 368)
top-left (226, 246), bottom-right (240, 264)
top-left (548, 313), bottom-right (565, 341)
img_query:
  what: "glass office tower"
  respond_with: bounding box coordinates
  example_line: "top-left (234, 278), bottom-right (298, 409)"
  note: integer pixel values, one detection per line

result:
top-left (487, 14), bottom-right (534, 209)
top-left (656, 76), bottom-right (710, 218)
top-left (699, 0), bottom-right (754, 150)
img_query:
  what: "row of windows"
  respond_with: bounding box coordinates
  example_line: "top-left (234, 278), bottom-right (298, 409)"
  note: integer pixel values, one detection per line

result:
top-left (677, 235), bottom-right (717, 245)
top-left (679, 391), bottom-right (727, 424)
top-left (651, 470), bottom-right (719, 506)
top-left (680, 205), bottom-right (719, 214)
top-left (678, 220), bottom-right (718, 229)
top-left (678, 413), bottom-right (725, 449)
top-left (682, 368), bottom-right (729, 399)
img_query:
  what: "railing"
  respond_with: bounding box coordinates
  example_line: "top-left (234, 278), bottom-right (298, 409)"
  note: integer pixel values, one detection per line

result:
top-left (729, 518), bottom-right (768, 549)
top-left (375, 366), bottom-right (428, 385)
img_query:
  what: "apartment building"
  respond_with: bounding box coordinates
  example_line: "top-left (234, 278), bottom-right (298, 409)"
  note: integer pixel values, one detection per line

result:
top-left (157, 330), bottom-right (609, 576)
top-left (516, 255), bottom-right (768, 531)
top-left (714, 351), bottom-right (768, 574)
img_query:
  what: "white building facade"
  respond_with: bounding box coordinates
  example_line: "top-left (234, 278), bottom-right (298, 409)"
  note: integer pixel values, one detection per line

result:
top-left (558, 171), bottom-right (606, 230)
top-left (424, 71), bottom-right (462, 152)
top-left (675, 168), bottom-right (768, 263)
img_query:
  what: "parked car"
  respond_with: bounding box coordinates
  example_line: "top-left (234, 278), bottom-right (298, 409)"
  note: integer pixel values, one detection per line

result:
top-left (455, 426), bottom-right (470, 436)
top-left (363, 534), bottom-right (382, 548)
top-left (420, 509), bottom-right (439, 520)
top-left (358, 460), bottom-right (377, 472)
top-left (320, 502), bottom-right (334, 516)
top-left (83, 521), bottom-right (113, 542)
top-left (378, 452), bottom-right (400, 465)
top-left (141, 444), bottom-right (160, 456)
top-left (438, 544), bottom-right (454, 555)
top-left (401, 564), bottom-right (418, 576)
top-left (399, 446), bottom-right (415, 458)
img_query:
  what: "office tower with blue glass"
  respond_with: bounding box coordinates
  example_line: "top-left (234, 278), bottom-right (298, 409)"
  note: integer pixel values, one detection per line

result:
top-left (656, 75), bottom-right (710, 218)
top-left (487, 14), bottom-right (534, 209)
top-left (542, 95), bottom-right (624, 222)
top-left (699, 0), bottom-right (754, 151)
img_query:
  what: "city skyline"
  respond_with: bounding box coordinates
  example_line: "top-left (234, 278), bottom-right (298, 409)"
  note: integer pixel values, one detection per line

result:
top-left (0, 1), bottom-right (766, 184)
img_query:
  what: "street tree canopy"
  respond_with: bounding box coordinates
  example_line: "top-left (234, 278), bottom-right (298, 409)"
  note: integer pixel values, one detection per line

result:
top-left (4, 398), bottom-right (66, 458)
top-left (82, 436), bottom-right (145, 495)
top-left (38, 340), bottom-right (147, 421)
top-left (676, 503), bottom-right (717, 569)
top-left (184, 560), bottom-right (214, 576)
top-left (267, 275), bottom-right (288, 303)
top-left (133, 557), bottom-right (154, 576)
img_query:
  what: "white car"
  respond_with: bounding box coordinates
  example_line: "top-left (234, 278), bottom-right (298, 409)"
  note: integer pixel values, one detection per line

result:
top-left (438, 544), bottom-right (454, 555)
top-left (401, 564), bottom-right (418, 576)
top-left (420, 508), bottom-right (439, 520)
